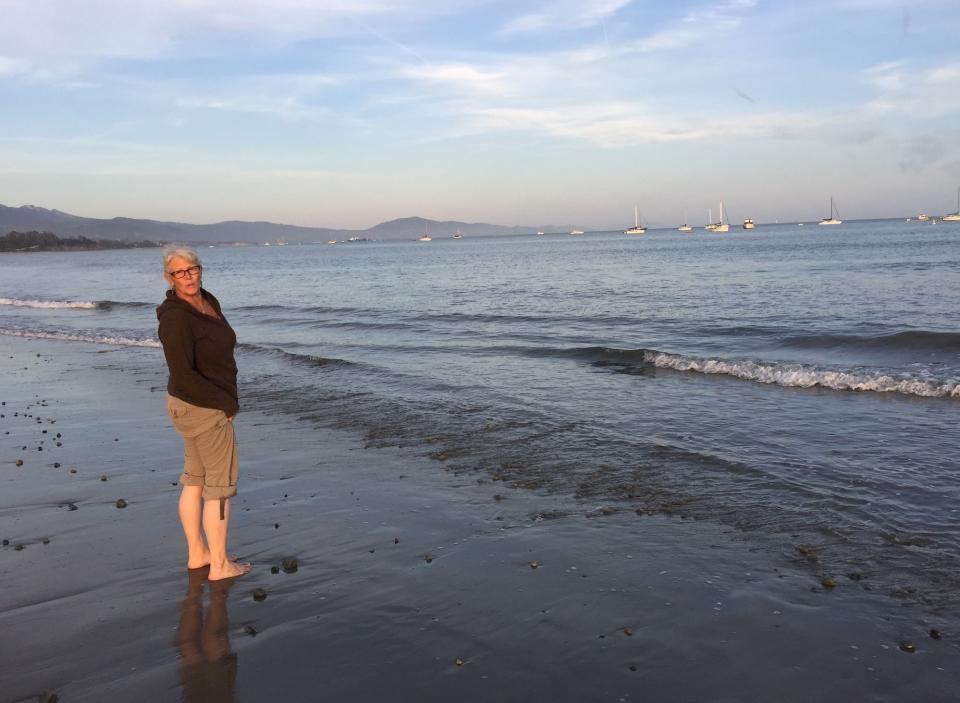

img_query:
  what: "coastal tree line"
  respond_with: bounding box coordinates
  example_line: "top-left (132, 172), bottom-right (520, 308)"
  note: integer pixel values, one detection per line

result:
top-left (1, 230), bottom-right (159, 252)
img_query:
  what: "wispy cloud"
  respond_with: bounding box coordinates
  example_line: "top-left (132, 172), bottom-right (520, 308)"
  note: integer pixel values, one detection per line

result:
top-left (499, 0), bottom-right (633, 36)
top-left (631, 0), bottom-right (757, 52)
top-left (861, 60), bottom-right (960, 118)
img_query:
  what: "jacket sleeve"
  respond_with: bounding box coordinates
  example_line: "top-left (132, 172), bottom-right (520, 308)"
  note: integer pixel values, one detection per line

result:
top-left (158, 311), bottom-right (240, 416)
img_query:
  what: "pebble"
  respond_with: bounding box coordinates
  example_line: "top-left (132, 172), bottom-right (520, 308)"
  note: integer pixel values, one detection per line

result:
top-left (14, 544), bottom-right (24, 551)
top-left (529, 560), bottom-right (540, 569)
top-left (53, 462), bottom-right (60, 468)
top-left (930, 629), bottom-right (942, 640)
top-left (69, 469), bottom-right (77, 474)
top-left (394, 537), bottom-right (399, 544)
top-left (253, 588), bottom-right (267, 602)
top-left (455, 657), bottom-right (465, 666)
top-left (67, 503), bottom-right (78, 511)
top-left (820, 577), bottom-right (837, 589)
top-left (623, 627), bottom-right (634, 636)
top-left (100, 475), bottom-right (108, 482)
top-left (424, 554), bottom-right (433, 563)
top-left (115, 499), bottom-right (128, 509)
top-left (899, 641), bottom-right (916, 653)
top-left (274, 523), bottom-right (280, 529)
top-left (270, 566), bottom-right (280, 575)
top-left (281, 557), bottom-right (299, 574)
top-left (1, 539), bottom-right (7, 546)
top-left (15, 459), bottom-right (23, 466)
top-left (42, 537), bottom-right (50, 545)
top-left (243, 625), bottom-right (258, 637)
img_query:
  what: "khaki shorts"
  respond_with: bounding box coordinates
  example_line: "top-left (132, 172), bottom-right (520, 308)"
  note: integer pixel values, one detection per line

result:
top-left (167, 394), bottom-right (238, 500)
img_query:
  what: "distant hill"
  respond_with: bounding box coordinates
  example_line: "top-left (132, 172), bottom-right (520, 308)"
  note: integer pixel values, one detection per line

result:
top-left (0, 204), bottom-right (577, 243)
top-left (1, 230), bottom-right (158, 253)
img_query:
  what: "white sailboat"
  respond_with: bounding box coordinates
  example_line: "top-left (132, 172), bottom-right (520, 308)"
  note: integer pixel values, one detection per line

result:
top-left (819, 196), bottom-right (842, 225)
top-left (569, 229), bottom-right (585, 235)
top-left (624, 205), bottom-right (647, 234)
top-left (943, 186), bottom-right (960, 221)
top-left (417, 224), bottom-right (432, 241)
top-left (677, 210), bottom-right (693, 232)
top-left (452, 228), bottom-right (463, 239)
top-left (705, 201), bottom-right (730, 232)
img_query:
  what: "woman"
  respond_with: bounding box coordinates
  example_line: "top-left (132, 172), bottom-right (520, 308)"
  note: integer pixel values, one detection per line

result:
top-left (158, 245), bottom-right (251, 580)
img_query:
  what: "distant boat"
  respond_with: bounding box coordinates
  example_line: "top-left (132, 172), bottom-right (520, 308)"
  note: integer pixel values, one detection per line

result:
top-left (327, 240), bottom-right (336, 245)
top-left (452, 228), bottom-right (463, 239)
top-left (742, 218), bottom-right (755, 229)
top-left (705, 201), bottom-right (730, 232)
top-left (918, 214), bottom-right (930, 221)
top-left (417, 234), bottom-right (432, 241)
top-left (569, 229), bottom-right (585, 235)
top-left (678, 210), bottom-right (693, 232)
top-left (624, 205), bottom-right (647, 235)
top-left (819, 196), bottom-right (842, 225)
top-left (536, 231), bottom-right (545, 235)
top-left (943, 187), bottom-right (960, 221)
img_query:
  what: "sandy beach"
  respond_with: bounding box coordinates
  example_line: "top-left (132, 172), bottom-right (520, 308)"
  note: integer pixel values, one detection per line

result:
top-left (2, 334), bottom-right (958, 702)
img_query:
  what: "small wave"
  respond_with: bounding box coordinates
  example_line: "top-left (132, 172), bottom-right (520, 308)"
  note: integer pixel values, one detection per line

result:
top-left (641, 349), bottom-right (959, 399)
top-left (512, 345), bottom-right (960, 399)
top-left (0, 327), bottom-right (161, 348)
top-left (0, 297), bottom-right (152, 310)
top-left (0, 297), bottom-right (99, 310)
top-left (236, 343), bottom-right (354, 368)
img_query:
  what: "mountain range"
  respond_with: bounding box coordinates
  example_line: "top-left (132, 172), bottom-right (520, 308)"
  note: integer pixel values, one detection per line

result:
top-left (0, 204), bottom-right (577, 243)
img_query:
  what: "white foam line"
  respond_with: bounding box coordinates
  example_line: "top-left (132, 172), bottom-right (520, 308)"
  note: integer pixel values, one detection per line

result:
top-left (0, 328), bottom-right (161, 348)
top-left (0, 297), bottom-right (98, 309)
top-left (647, 351), bottom-right (960, 399)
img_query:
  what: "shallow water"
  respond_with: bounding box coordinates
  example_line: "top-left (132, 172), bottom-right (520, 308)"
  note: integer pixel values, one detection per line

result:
top-left (2, 219), bottom-right (959, 610)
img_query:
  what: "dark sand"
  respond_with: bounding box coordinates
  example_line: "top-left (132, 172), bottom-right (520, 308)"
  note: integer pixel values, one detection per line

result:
top-left (1, 335), bottom-right (958, 702)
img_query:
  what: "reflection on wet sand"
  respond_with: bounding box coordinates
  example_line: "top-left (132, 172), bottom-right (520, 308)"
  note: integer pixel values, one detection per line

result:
top-left (174, 569), bottom-right (237, 703)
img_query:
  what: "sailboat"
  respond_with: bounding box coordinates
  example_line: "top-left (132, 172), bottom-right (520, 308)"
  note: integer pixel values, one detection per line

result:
top-left (943, 186), bottom-right (960, 221)
top-left (705, 201), bottom-right (730, 232)
top-left (677, 210), bottom-right (693, 232)
top-left (819, 197), bottom-right (842, 225)
top-left (417, 224), bottom-right (432, 241)
top-left (452, 228), bottom-right (463, 239)
top-left (624, 205), bottom-right (647, 234)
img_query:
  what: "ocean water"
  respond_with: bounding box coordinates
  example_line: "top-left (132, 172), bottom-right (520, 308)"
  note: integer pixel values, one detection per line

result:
top-left (2, 219), bottom-right (959, 610)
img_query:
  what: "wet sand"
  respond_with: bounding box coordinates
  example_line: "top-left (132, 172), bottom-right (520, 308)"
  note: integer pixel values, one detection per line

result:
top-left (1, 335), bottom-right (958, 702)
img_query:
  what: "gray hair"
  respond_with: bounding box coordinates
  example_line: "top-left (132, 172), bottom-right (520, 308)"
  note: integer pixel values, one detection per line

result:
top-left (162, 245), bottom-right (201, 274)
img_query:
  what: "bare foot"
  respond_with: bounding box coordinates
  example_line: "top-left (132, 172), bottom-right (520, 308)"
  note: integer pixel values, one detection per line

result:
top-left (187, 548), bottom-right (211, 570)
top-left (208, 559), bottom-right (252, 581)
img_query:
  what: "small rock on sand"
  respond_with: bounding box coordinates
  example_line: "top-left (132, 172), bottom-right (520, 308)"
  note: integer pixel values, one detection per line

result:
top-left (253, 588), bottom-right (267, 602)
top-left (53, 462), bottom-right (60, 468)
top-left (282, 557), bottom-right (298, 573)
top-left (15, 459), bottom-right (23, 466)
top-left (115, 499), bottom-right (128, 509)
top-left (270, 566), bottom-right (279, 574)
top-left (424, 554), bottom-right (433, 563)
top-left (899, 641), bottom-right (916, 653)
top-left (243, 625), bottom-right (258, 637)
top-left (100, 475), bottom-right (108, 481)
top-left (930, 629), bottom-right (942, 640)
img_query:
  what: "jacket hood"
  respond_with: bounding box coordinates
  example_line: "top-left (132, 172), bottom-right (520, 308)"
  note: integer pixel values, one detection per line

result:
top-left (156, 288), bottom-right (220, 321)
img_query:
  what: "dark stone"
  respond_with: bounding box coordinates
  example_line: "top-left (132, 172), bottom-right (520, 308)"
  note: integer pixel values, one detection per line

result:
top-left (424, 554), bottom-right (433, 563)
top-left (56, 442), bottom-right (61, 447)
top-left (494, 494), bottom-right (503, 501)
top-left (53, 462), bottom-right (60, 468)
top-left (69, 469), bottom-right (77, 474)
top-left (67, 503), bottom-right (78, 511)
top-left (394, 537), bottom-right (399, 544)
top-left (14, 544), bottom-right (24, 551)
top-left (56, 433), bottom-right (61, 438)
top-left (270, 566), bottom-right (279, 574)
top-left (42, 430), bottom-right (47, 434)
top-left (282, 557), bottom-right (298, 574)
top-left (114, 438), bottom-right (119, 442)
top-left (1, 539), bottom-right (7, 545)
top-left (274, 523), bottom-right (280, 529)
top-left (899, 641), bottom-right (916, 653)
top-left (115, 499), bottom-right (128, 509)
top-left (37, 446), bottom-right (42, 451)
top-left (623, 627), bottom-right (634, 636)
top-left (820, 577), bottom-right (837, 589)
top-left (243, 625), bottom-right (258, 637)
top-left (100, 475), bottom-right (108, 481)
top-left (629, 664), bottom-right (638, 672)
top-left (847, 572), bottom-right (862, 581)
top-left (253, 588), bottom-right (267, 602)
top-left (42, 537), bottom-right (50, 545)
top-left (930, 629), bottom-right (942, 640)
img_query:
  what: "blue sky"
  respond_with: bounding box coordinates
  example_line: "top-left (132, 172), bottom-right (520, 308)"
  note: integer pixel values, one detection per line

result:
top-left (0, 0), bottom-right (958, 229)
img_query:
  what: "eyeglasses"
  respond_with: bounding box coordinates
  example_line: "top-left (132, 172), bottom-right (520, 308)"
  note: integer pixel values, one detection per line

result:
top-left (168, 265), bottom-right (202, 279)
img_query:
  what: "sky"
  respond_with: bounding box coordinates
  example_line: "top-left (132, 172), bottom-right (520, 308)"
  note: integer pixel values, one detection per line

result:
top-left (0, 0), bottom-right (958, 229)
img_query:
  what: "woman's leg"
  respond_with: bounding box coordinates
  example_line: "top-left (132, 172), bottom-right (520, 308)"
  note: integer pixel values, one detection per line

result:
top-left (203, 497), bottom-right (251, 580)
top-left (179, 484), bottom-right (210, 568)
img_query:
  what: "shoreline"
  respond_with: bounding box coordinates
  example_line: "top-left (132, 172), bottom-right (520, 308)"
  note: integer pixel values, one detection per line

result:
top-left (2, 334), bottom-right (958, 701)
